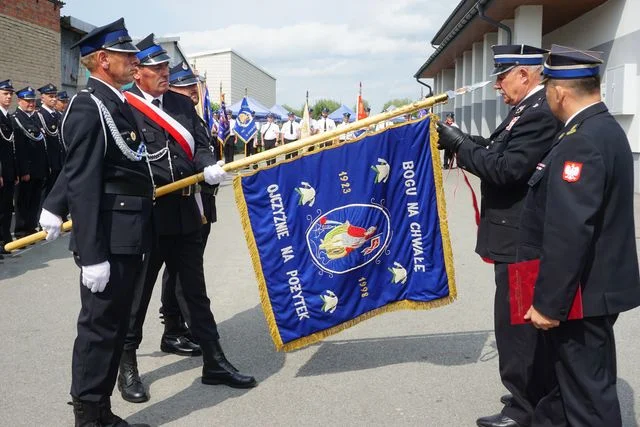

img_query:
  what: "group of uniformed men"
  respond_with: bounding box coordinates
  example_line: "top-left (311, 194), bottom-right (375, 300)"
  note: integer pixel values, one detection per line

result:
top-left (28, 18), bottom-right (256, 427)
top-left (0, 80), bottom-right (70, 259)
top-left (437, 44), bottom-right (640, 427)
top-left (211, 105), bottom-right (355, 165)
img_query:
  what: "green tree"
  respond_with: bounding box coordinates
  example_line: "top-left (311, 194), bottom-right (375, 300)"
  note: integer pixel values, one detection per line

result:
top-left (351, 98), bottom-right (370, 114)
top-left (282, 104), bottom-right (302, 117)
top-left (310, 99), bottom-right (341, 119)
top-left (381, 98), bottom-right (413, 113)
top-left (210, 102), bottom-right (220, 113)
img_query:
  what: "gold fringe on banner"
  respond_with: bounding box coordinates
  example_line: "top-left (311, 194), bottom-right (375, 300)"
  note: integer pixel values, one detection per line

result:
top-left (233, 114), bottom-right (457, 352)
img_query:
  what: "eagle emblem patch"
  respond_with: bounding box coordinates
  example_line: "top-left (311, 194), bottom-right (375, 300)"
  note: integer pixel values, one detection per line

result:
top-left (562, 161), bottom-right (583, 183)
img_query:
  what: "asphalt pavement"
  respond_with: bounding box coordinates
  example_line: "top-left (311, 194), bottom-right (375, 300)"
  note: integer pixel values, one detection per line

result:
top-left (1, 169), bottom-right (638, 426)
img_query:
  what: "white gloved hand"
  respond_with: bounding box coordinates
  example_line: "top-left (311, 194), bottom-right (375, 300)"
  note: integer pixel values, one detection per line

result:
top-left (39, 208), bottom-right (63, 241)
top-left (216, 160), bottom-right (225, 167)
top-left (81, 261), bottom-right (111, 293)
top-left (203, 163), bottom-right (228, 185)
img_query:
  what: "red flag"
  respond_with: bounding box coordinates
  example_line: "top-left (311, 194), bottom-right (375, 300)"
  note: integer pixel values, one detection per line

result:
top-left (356, 82), bottom-right (367, 120)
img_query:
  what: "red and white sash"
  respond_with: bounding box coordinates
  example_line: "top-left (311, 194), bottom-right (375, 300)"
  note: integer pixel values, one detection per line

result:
top-left (124, 91), bottom-right (195, 160)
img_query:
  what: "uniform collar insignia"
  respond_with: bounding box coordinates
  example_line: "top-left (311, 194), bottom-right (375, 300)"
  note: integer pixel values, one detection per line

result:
top-left (515, 105), bottom-right (526, 115)
top-left (566, 123), bottom-right (579, 136)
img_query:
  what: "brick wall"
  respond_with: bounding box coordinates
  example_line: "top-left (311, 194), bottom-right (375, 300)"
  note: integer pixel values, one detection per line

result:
top-left (0, 0), bottom-right (61, 33)
top-left (0, 8), bottom-right (61, 104)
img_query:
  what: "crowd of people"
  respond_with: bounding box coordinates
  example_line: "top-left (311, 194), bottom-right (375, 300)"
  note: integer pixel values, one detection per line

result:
top-left (0, 81), bottom-right (70, 259)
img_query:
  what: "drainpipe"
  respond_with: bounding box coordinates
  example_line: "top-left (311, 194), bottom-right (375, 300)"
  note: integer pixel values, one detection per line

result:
top-left (476, 2), bottom-right (511, 44)
top-left (415, 78), bottom-right (433, 98)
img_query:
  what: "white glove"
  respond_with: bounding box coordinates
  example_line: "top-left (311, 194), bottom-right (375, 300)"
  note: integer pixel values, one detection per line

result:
top-left (39, 208), bottom-right (63, 241)
top-left (203, 163), bottom-right (228, 185)
top-left (216, 160), bottom-right (225, 167)
top-left (81, 261), bottom-right (111, 293)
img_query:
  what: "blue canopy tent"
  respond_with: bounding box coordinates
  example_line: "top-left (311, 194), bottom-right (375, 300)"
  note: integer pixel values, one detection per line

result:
top-left (329, 104), bottom-right (356, 123)
top-left (270, 104), bottom-right (300, 121)
top-left (228, 96), bottom-right (277, 120)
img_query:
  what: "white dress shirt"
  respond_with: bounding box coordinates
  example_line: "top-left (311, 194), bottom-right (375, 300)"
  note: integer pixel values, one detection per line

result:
top-left (316, 116), bottom-right (336, 133)
top-left (282, 119), bottom-right (300, 141)
top-left (260, 121), bottom-right (280, 140)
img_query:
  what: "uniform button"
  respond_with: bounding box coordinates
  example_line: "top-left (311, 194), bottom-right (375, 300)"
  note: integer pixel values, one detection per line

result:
top-left (173, 155), bottom-right (178, 159)
top-left (120, 202), bottom-right (125, 207)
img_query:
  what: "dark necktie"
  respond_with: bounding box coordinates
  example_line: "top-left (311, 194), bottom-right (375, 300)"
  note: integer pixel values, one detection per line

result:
top-left (290, 122), bottom-right (293, 135)
top-left (152, 99), bottom-right (161, 108)
top-left (324, 120), bottom-right (327, 131)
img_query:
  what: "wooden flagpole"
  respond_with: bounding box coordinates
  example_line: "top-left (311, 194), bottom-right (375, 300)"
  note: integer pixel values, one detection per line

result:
top-left (5, 91), bottom-right (449, 252)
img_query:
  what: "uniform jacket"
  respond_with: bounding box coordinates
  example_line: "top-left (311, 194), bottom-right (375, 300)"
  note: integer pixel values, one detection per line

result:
top-left (37, 107), bottom-right (66, 171)
top-left (11, 108), bottom-right (49, 179)
top-left (127, 85), bottom-right (216, 236)
top-left (43, 77), bottom-right (154, 265)
top-left (456, 88), bottom-right (561, 262)
top-left (518, 102), bottom-right (640, 320)
top-left (0, 109), bottom-right (17, 181)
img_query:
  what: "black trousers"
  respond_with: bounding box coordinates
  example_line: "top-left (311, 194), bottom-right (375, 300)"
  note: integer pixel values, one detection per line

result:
top-left (223, 137), bottom-right (235, 164)
top-left (0, 178), bottom-right (15, 244)
top-left (264, 139), bottom-right (276, 165)
top-left (14, 177), bottom-right (45, 235)
top-left (284, 139), bottom-right (298, 159)
top-left (160, 192), bottom-right (216, 320)
top-left (124, 230), bottom-right (219, 350)
top-left (532, 315), bottom-right (620, 427)
top-left (71, 254), bottom-right (143, 402)
top-left (494, 262), bottom-right (550, 426)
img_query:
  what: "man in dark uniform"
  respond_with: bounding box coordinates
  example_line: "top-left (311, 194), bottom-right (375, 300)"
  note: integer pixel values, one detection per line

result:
top-left (166, 61), bottom-right (221, 245)
top-left (40, 18), bottom-right (154, 426)
top-left (117, 35), bottom-right (255, 404)
top-left (519, 45), bottom-right (640, 427)
top-left (0, 79), bottom-right (17, 255)
top-left (223, 109), bottom-right (236, 164)
top-left (37, 83), bottom-right (66, 198)
top-left (55, 90), bottom-right (70, 113)
top-left (156, 62), bottom-right (222, 358)
top-left (11, 86), bottom-right (48, 238)
top-left (437, 45), bottom-right (562, 427)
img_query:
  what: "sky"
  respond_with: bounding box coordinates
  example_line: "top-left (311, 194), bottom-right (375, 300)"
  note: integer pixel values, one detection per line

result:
top-left (61, 0), bottom-right (459, 112)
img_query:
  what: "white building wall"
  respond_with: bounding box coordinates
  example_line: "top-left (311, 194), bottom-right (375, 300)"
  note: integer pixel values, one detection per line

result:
top-left (542, 0), bottom-right (640, 191)
top-left (189, 50), bottom-right (276, 108)
top-left (471, 42), bottom-right (484, 135)
top-left (462, 50), bottom-right (473, 133)
top-left (230, 52), bottom-right (276, 107)
top-left (189, 52), bottom-right (232, 104)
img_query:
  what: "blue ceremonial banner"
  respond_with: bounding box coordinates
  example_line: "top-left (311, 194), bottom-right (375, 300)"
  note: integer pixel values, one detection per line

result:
top-left (234, 97), bottom-right (257, 144)
top-left (234, 115), bottom-right (455, 351)
top-left (217, 99), bottom-right (230, 145)
top-left (202, 86), bottom-right (213, 130)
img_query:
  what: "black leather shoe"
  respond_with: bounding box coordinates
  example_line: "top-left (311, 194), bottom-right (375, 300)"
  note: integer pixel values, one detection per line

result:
top-left (476, 413), bottom-right (521, 427)
top-left (160, 315), bottom-right (202, 356)
top-left (201, 340), bottom-right (257, 388)
top-left (117, 350), bottom-right (149, 403)
top-left (160, 334), bottom-right (202, 356)
top-left (500, 394), bottom-right (513, 406)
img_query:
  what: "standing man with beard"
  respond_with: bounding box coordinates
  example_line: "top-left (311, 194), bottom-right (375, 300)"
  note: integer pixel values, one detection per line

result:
top-left (11, 86), bottom-right (48, 238)
top-left (117, 35), bottom-right (256, 405)
top-left (36, 83), bottom-right (66, 198)
top-left (0, 79), bottom-right (17, 256)
top-left (437, 45), bottom-right (561, 427)
top-left (40, 18), bottom-right (154, 426)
